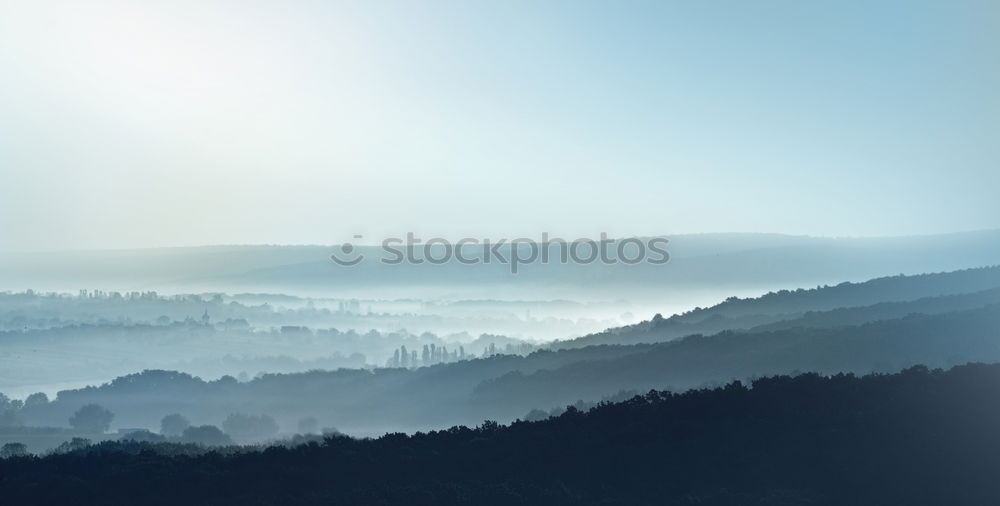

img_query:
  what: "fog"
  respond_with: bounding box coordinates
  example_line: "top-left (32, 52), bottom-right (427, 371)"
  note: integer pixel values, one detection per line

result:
top-left (0, 232), bottom-right (999, 455)
top-left (2, 230), bottom-right (999, 402)
top-left (2, 1), bottom-right (999, 502)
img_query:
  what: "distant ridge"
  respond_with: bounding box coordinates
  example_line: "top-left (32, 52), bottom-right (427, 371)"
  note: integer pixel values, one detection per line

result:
top-left (555, 265), bottom-right (1000, 348)
top-left (1, 230), bottom-right (999, 299)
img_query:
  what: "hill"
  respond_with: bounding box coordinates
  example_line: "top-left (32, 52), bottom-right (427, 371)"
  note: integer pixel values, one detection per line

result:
top-left (477, 304), bottom-right (1000, 412)
top-left (2, 231), bottom-right (999, 300)
top-left (555, 265), bottom-right (1000, 348)
top-left (17, 302), bottom-right (1000, 435)
top-left (5, 364), bottom-right (1000, 505)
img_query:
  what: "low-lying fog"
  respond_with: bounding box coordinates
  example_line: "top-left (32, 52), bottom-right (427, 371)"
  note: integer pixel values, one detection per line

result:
top-left (0, 287), bottom-right (753, 399)
top-left (3, 230), bottom-right (998, 398)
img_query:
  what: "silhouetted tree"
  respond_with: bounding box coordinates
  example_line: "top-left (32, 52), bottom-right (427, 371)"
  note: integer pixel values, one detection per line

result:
top-left (68, 404), bottom-right (114, 433)
top-left (23, 392), bottom-right (48, 408)
top-left (0, 442), bottom-right (27, 458)
top-left (53, 437), bottom-right (91, 454)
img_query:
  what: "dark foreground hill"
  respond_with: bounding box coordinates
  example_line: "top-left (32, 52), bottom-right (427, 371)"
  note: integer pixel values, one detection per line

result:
top-left (4, 363), bottom-right (1000, 505)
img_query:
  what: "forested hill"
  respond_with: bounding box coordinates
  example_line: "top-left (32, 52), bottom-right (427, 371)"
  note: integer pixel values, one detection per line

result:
top-left (555, 265), bottom-right (1000, 348)
top-left (19, 303), bottom-right (1000, 434)
top-left (748, 286), bottom-right (1000, 332)
top-left (21, 343), bottom-right (657, 434)
top-left (5, 363), bottom-right (1000, 505)
top-left (474, 304), bottom-right (1000, 411)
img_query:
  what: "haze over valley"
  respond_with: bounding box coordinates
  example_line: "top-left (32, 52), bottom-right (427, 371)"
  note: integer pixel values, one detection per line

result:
top-left (2, 1), bottom-right (999, 503)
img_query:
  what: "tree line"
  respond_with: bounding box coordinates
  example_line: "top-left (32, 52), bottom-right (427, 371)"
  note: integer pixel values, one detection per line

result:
top-left (4, 363), bottom-right (1000, 505)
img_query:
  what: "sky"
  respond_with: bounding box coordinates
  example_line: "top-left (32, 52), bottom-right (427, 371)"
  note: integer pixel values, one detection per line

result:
top-left (0, 0), bottom-right (998, 251)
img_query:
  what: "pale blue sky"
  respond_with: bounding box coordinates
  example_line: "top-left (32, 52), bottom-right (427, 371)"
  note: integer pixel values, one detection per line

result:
top-left (0, 0), bottom-right (997, 250)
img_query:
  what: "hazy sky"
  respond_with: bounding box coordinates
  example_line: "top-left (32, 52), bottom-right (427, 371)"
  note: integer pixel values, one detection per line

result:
top-left (1, 0), bottom-right (998, 251)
